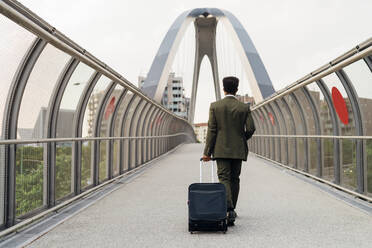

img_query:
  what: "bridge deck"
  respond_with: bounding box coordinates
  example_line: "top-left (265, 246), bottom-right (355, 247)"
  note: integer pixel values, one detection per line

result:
top-left (28, 144), bottom-right (371, 248)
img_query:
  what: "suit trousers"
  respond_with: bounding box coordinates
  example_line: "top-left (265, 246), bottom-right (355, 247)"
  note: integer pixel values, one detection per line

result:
top-left (216, 158), bottom-right (242, 211)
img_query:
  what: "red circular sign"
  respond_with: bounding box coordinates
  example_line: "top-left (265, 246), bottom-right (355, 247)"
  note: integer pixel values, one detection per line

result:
top-left (331, 87), bottom-right (348, 125)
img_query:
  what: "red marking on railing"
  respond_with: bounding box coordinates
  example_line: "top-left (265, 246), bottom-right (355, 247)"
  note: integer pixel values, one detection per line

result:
top-left (331, 87), bottom-right (349, 125)
top-left (105, 97), bottom-right (116, 120)
top-left (268, 112), bottom-right (275, 126)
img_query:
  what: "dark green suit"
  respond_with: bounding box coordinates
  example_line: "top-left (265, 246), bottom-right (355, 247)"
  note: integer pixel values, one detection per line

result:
top-left (203, 95), bottom-right (255, 210)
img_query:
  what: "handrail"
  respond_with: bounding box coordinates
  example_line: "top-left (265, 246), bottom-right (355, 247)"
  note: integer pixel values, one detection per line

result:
top-left (0, 133), bottom-right (192, 145)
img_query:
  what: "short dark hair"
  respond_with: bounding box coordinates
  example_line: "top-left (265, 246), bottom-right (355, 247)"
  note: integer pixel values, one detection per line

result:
top-left (223, 76), bottom-right (239, 95)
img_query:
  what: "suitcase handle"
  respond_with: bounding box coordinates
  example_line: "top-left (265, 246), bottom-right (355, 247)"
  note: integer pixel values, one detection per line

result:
top-left (199, 158), bottom-right (216, 183)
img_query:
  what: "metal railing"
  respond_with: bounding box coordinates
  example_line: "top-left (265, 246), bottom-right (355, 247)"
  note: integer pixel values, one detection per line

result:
top-left (0, 0), bottom-right (196, 231)
top-left (249, 38), bottom-right (372, 202)
top-left (0, 134), bottom-right (192, 238)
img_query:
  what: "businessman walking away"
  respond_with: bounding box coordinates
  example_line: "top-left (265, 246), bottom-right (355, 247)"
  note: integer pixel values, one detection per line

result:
top-left (202, 76), bottom-right (255, 226)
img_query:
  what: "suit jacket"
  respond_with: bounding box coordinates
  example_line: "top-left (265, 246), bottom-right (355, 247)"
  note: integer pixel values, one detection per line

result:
top-left (203, 96), bottom-right (255, 161)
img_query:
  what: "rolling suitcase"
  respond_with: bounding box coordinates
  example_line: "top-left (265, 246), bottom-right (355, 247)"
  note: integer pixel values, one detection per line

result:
top-left (188, 158), bottom-right (227, 233)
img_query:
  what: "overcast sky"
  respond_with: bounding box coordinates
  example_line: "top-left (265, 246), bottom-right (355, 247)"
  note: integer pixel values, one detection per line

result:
top-left (18, 0), bottom-right (372, 123)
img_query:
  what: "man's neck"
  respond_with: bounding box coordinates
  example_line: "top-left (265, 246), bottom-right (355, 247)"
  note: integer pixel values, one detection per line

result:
top-left (224, 94), bottom-right (237, 99)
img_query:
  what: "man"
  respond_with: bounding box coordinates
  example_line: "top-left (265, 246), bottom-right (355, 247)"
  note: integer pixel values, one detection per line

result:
top-left (202, 76), bottom-right (255, 226)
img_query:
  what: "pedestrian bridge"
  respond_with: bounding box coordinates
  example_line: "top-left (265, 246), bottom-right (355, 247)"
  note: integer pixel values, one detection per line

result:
top-left (0, 1), bottom-right (371, 247)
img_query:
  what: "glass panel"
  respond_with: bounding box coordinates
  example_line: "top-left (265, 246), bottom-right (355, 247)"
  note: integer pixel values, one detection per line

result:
top-left (130, 101), bottom-right (146, 167)
top-left (271, 101), bottom-right (287, 164)
top-left (253, 137), bottom-right (257, 154)
top-left (81, 141), bottom-right (93, 189)
top-left (343, 60), bottom-right (372, 135)
top-left (136, 104), bottom-right (149, 165)
top-left (302, 86), bottom-right (319, 175)
top-left (251, 112), bottom-right (259, 134)
top-left (296, 89), bottom-right (317, 173)
top-left (17, 44), bottom-right (70, 139)
top-left (113, 140), bottom-right (120, 176)
top-left (258, 109), bottom-right (269, 158)
top-left (322, 73), bottom-right (355, 136)
top-left (323, 138), bottom-right (334, 181)
top-left (0, 145), bottom-right (4, 224)
top-left (252, 112), bottom-right (263, 156)
top-left (268, 105), bottom-right (279, 162)
top-left (137, 103), bottom-right (151, 165)
top-left (284, 94), bottom-right (305, 134)
top-left (0, 16), bottom-right (36, 135)
top-left (100, 85), bottom-right (123, 137)
top-left (308, 138), bottom-right (318, 175)
top-left (142, 107), bottom-right (155, 162)
top-left (158, 117), bottom-right (167, 155)
top-left (0, 16), bottom-right (36, 224)
top-left (344, 60), bottom-right (372, 194)
top-left (285, 94), bottom-right (306, 170)
top-left (81, 76), bottom-right (112, 137)
top-left (367, 140), bottom-right (372, 195)
top-left (99, 141), bottom-right (107, 182)
top-left (323, 73), bottom-right (356, 186)
top-left (110, 90), bottom-right (131, 173)
top-left (258, 108), bottom-right (268, 158)
top-left (269, 107), bottom-right (280, 162)
top-left (341, 139), bottom-right (357, 190)
top-left (148, 109), bottom-right (159, 160)
top-left (296, 89), bottom-right (316, 135)
top-left (260, 107), bottom-right (274, 160)
top-left (307, 83), bottom-right (333, 134)
top-left (278, 99), bottom-right (296, 167)
top-left (114, 91), bottom-right (133, 137)
top-left (57, 63), bottom-right (95, 138)
top-left (16, 144), bottom-right (44, 216)
top-left (123, 95), bottom-right (140, 171)
top-left (154, 113), bottom-right (164, 157)
top-left (56, 142), bottom-right (72, 200)
top-left (307, 82), bottom-right (334, 181)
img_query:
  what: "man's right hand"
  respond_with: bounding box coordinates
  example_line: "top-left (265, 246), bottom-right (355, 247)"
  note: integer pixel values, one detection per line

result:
top-left (202, 155), bottom-right (211, 162)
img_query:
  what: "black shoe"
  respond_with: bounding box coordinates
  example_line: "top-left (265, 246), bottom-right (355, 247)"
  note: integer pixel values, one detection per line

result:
top-left (231, 210), bottom-right (237, 219)
top-left (227, 220), bottom-right (235, 226)
top-left (227, 210), bottom-right (236, 225)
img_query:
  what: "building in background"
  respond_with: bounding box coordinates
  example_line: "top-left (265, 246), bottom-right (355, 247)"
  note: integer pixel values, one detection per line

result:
top-left (139, 72), bottom-right (190, 119)
top-left (193, 122), bottom-right (208, 143)
top-left (236, 94), bottom-right (255, 106)
top-left (18, 107), bottom-right (75, 139)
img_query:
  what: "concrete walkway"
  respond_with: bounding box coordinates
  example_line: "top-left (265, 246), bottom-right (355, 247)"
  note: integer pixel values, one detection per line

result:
top-left (28, 144), bottom-right (372, 248)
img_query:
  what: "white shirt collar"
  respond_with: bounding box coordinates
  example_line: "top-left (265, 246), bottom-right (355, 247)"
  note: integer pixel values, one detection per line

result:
top-left (224, 94), bottom-right (237, 99)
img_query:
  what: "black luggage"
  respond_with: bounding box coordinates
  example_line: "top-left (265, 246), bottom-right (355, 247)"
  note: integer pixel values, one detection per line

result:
top-left (188, 159), bottom-right (227, 233)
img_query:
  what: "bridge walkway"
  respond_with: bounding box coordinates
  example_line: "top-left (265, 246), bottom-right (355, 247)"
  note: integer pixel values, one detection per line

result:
top-left (27, 144), bottom-right (372, 248)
